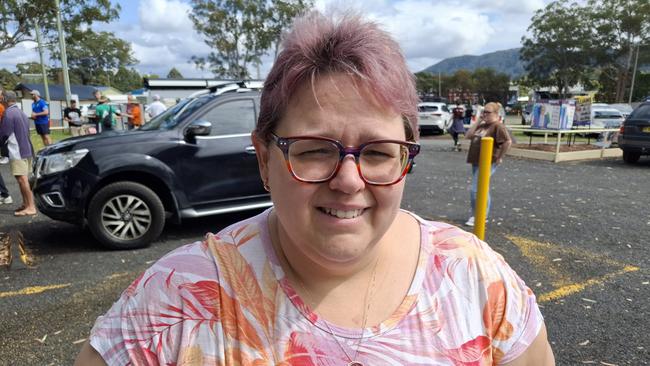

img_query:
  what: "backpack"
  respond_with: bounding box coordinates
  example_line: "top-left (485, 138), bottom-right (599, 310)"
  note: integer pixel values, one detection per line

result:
top-left (100, 107), bottom-right (113, 129)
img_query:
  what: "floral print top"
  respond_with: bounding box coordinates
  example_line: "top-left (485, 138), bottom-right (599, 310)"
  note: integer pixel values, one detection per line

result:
top-left (90, 208), bottom-right (543, 365)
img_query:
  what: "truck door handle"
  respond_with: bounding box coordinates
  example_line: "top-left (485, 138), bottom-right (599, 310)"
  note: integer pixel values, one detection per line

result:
top-left (245, 146), bottom-right (256, 154)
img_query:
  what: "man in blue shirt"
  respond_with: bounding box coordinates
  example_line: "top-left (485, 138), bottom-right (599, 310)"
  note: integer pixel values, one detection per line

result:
top-left (30, 89), bottom-right (51, 146)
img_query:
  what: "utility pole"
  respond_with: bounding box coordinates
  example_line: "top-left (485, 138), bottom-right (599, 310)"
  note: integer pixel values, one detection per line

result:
top-left (629, 41), bottom-right (640, 104)
top-left (54, 0), bottom-right (72, 106)
top-left (438, 71), bottom-right (441, 98)
top-left (34, 22), bottom-right (51, 104)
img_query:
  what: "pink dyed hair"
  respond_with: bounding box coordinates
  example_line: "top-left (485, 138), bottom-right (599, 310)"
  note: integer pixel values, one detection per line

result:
top-left (256, 11), bottom-right (419, 142)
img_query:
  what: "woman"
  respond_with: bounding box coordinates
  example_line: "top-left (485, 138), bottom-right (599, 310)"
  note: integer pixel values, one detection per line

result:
top-left (449, 101), bottom-right (466, 151)
top-left (464, 102), bottom-right (512, 227)
top-left (76, 12), bottom-right (553, 365)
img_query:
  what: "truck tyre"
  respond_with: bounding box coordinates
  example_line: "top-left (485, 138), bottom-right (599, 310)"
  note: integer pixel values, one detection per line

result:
top-left (87, 182), bottom-right (165, 250)
top-left (622, 150), bottom-right (641, 164)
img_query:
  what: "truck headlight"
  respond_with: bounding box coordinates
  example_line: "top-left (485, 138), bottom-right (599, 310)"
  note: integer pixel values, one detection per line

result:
top-left (41, 149), bottom-right (89, 175)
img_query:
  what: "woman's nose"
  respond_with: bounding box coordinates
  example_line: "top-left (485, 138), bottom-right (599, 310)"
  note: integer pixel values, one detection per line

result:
top-left (328, 155), bottom-right (365, 193)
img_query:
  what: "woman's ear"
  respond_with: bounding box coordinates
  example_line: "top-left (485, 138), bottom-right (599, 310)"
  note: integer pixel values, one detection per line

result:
top-left (251, 133), bottom-right (270, 184)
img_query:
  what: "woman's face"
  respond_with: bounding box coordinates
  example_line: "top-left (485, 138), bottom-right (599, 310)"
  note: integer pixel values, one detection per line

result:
top-left (255, 73), bottom-right (407, 268)
top-left (481, 105), bottom-right (500, 124)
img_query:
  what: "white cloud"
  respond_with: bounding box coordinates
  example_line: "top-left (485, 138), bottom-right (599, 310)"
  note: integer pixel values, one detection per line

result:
top-left (0, 42), bottom-right (43, 72)
top-left (0, 0), bottom-right (551, 79)
top-left (139, 0), bottom-right (193, 32)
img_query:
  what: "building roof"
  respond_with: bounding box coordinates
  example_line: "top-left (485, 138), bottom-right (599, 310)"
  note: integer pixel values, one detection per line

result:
top-left (95, 86), bottom-right (124, 95)
top-left (15, 83), bottom-right (100, 101)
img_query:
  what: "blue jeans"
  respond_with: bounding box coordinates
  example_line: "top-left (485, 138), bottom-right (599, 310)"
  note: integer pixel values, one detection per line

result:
top-left (470, 164), bottom-right (498, 217)
top-left (0, 171), bottom-right (9, 198)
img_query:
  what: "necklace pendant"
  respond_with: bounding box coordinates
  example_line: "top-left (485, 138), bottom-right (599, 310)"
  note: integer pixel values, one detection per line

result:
top-left (348, 362), bottom-right (364, 366)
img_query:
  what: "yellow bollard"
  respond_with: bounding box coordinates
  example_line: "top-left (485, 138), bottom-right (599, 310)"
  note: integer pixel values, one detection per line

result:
top-left (473, 137), bottom-right (494, 240)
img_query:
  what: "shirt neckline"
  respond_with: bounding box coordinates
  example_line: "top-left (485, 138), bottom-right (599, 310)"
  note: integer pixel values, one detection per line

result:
top-left (258, 207), bottom-right (430, 339)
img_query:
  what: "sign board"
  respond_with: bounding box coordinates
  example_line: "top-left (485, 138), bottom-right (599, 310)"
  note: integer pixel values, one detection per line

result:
top-left (573, 96), bottom-right (592, 126)
top-left (530, 100), bottom-right (576, 130)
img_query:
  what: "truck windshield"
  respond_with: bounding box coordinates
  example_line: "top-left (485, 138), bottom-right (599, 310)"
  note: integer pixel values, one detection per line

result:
top-left (139, 96), bottom-right (212, 131)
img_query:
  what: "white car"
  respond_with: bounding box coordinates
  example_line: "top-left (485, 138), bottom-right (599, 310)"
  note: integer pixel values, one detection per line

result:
top-left (418, 102), bottom-right (451, 134)
top-left (590, 107), bottom-right (624, 129)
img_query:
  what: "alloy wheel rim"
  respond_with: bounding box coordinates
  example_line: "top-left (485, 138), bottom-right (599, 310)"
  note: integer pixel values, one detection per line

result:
top-left (101, 194), bottom-right (152, 241)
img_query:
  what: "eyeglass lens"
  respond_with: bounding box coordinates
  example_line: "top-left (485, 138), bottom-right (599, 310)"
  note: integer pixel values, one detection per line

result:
top-left (287, 140), bottom-right (409, 184)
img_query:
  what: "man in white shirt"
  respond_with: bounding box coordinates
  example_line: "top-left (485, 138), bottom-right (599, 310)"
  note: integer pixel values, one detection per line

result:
top-left (146, 95), bottom-right (167, 119)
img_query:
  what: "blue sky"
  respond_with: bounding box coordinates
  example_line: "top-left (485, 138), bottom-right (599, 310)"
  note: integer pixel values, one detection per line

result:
top-left (1, 0), bottom-right (550, 80)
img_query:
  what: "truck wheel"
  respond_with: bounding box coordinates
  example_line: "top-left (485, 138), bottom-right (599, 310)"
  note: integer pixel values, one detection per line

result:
top-left (622, 150), bottom-right (641, 164)
top-left (87, 182), bottom-right (165, 250)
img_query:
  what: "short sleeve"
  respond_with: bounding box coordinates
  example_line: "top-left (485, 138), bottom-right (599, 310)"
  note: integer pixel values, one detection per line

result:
top-left (495, 124), bottom-right (510, 146)
top-left (472, 239), bottom-right (544, 364)
top-left (89, 241), bottom-right (223, 365)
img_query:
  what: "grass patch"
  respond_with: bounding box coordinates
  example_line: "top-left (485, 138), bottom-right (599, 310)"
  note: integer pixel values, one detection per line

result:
top-left (30, 129), bottom-right (70, 152)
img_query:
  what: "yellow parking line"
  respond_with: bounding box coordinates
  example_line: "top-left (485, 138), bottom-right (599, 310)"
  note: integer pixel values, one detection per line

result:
top-left (506, 235), bottom-right (640, 303)
top-left (0, 283), bottom-right (71, 298)
top-left (538, 265), bottom-right (639, 303)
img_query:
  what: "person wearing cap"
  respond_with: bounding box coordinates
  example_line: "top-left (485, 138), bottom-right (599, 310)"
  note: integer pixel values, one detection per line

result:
top-left (0, 90), bottom-right (36, 216)
top-left (64, 100), bottom-right (83, 136)
top-left (124, 95), bottom-right (142, 130)
top-left (95, 95), bottom-right (121, 132)
top-left (145, 94), bottom-right (167, 119)
top-left (30, 89), bottom-right (52, 146)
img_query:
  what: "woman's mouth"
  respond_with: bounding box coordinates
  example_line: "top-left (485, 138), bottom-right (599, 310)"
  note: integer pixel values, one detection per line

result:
top-left (319, 207), bottom-right (364, 219)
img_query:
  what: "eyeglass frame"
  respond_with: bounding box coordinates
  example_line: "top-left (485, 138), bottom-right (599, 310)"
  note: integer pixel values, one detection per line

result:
top-left (270, 133), bottom-right (420, 186)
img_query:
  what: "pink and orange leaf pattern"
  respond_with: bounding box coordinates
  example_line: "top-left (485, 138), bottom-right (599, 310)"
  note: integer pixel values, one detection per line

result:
top-left (90, 209), bottom-right (544, 365)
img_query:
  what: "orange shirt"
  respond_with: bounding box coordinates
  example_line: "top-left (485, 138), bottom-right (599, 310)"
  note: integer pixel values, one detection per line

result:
top-left (129, 104), bottom-right (142, 126)
top-left (0, 103), bottom-right (5, 121)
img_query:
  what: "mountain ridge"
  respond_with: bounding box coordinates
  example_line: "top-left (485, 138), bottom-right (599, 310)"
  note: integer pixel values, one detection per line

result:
top-left (421, 48), bottom-right (525, 78)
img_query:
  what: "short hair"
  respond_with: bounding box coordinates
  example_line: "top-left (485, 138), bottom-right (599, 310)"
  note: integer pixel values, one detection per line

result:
top-left (256, 11), bottom-right (419, 142)
top-left (3, 90), bottom-right (17, 103)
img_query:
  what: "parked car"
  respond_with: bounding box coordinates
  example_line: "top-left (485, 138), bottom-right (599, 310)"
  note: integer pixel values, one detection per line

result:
top-left (418, 102), bottom-right (451, 134)
top-left (618, 102), bottom-right (650, 163)
top-left (31, 83), bottom-right (271, 249)
top-left (590, 107), bottom-right (625, 129)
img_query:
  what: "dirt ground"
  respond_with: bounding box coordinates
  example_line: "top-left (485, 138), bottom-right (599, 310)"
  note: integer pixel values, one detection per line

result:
top-left (511, 143), bottom-right (607, 152)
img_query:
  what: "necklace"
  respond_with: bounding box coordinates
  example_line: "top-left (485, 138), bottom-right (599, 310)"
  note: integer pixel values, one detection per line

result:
top-left (269, 213), bottom-right (381, 365)
top-left (294, 256), bottom-right (379, 366)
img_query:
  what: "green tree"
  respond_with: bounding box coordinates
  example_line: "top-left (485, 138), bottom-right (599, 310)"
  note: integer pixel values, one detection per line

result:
top-left (15, 62), bottom-right (44, 76)
top-left (0, 68), bottom-right (21, 90)
top-left (414, 71), bottom-right (450, 99)
top-left (189, 0), bottom-right (311, 78)
top-left (472, 68), bottom-right (510, 104)
top-left (167, 67), bottom-right (184, 79)
top-left (267, 0), bottom-right (313, 59)
top-left (587, 0), bottom-right (650, 102)
top-left (112, 67), bottom-right (143, 92)
top-left (520, 0), bottom-right (592, 98)
top-left (0, 0), bottom-right (119, 53)
top-left (50, 30), bottom-right (137, 85)
top-left (448, 69), bottom-right (475, 101)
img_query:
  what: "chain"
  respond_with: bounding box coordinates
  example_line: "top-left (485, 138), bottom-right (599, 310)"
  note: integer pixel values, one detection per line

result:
top-left (294, 256), bottom-right (380, 365)
top-left (269, 212), bottom-right (381, 365)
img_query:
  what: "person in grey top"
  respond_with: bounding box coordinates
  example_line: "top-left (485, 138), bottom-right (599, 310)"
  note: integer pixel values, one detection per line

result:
top-left (0, 91), bottom-right (36, 216)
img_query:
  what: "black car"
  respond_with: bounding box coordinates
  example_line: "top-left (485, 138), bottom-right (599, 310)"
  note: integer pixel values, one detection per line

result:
top-left (618, 102), bottom-right (650, 163)
top-left (32, 86), bottom-right (271, 249)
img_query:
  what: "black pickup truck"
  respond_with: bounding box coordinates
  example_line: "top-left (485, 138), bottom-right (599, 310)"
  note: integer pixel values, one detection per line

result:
top-left (31, 85), bottom-right (271, 249)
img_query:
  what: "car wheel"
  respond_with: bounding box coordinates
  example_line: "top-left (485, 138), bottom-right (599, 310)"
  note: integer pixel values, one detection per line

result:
top-left (87, 182), bottom-right (165, 250)
top-left (622, 150), bottom-right (641, 164)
